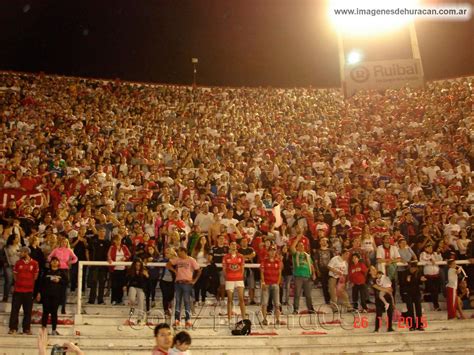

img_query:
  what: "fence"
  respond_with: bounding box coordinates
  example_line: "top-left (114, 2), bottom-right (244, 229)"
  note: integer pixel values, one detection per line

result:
top-left (75, 259), bottom-right (471, 321)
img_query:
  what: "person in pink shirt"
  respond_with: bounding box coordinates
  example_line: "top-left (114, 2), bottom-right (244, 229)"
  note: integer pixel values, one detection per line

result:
top-left (166, 247), bottom-right (201, 329)
top-left (48, 237), bottom-right (78, 314)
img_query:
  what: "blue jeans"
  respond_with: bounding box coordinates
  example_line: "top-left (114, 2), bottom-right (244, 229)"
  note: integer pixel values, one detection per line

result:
top-left (174, 283), bottom-right (193, 322)
top-left (3, 266), bottom-right (13, 301)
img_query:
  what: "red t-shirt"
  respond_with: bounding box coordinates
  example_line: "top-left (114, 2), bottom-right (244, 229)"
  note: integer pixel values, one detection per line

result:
top-left (14, 258), bottom-right (39, 293)
top-left (261, 258), bottom-right (282, 285)
top-left (223, 253), bottom-right (245, 281)
top-left (349, 226), bottom-right (363, 240)
top-left (348, 262), bottom-right (367, 285)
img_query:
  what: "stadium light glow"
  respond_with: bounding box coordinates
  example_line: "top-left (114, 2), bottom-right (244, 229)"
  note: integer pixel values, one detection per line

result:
top-left (347, 50), bottom-right (363, 64)
top-left (329, 0), bottom-right (418, 36)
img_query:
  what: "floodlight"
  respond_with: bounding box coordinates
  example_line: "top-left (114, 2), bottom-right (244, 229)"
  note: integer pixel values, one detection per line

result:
top-left (347, 50), bottom-right (363, 65)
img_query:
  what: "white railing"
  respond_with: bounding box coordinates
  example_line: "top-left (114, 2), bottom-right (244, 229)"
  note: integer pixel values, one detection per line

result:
top-left (75, 259), bottom-right (471, 321)
top-left (76, 260), bottom-right (261, 317)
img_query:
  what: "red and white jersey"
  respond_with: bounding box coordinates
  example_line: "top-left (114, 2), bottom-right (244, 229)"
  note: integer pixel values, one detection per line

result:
top-left (223, 253), bottom-right (245, 281)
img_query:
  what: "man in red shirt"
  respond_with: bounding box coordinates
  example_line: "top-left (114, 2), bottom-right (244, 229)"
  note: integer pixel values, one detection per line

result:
top-left (223, 241), bottom-right (247, 323)
top-left (9, 246), bottom-right (39, 335)
top-left (260, 246), bottom-right (283, 325)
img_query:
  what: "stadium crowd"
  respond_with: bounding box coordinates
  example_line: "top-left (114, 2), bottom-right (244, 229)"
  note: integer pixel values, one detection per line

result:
top-left (0, 72), bottom-right (473, 335)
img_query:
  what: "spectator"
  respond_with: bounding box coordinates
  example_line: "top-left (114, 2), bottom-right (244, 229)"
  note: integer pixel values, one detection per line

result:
top-left (314, 236), bottom-right (333, 305)
top-left (369, 266), bottom-right (394, 333)
top-left (446, 259), bottom-right (466, 320)
top-left (48, 237), bottom-right (78, 313)
top-left (419, 244), bottom-right (443, 311)
top-left (144, 245), bottom-right (161, 310)
top-left (152, 323), bottom-right (174, 355)
top-left (87, 227), bottom-right (111, 305)
top-left (159, 248), bottom-right (176, 316)
top-left (376, 235), bottom-right (401, 297)
top-left (168, 330), bottom-right (192, 355)
top-left (166, 246), bottom-right (201, 329)
top-left (327, 249), bottom-right (353, 312)
top-left (403, 261), bottom-right (426, 331)
top-left (38, 256), bottom-right (67, 335)
top-left (260, 245), bottom-right (283, 325)
top-left (222, 241), bottom-right (247, 323)
top-left (107, 235), bottom-right (131, 305)
top-left (191, 236), bottom-right (211, 306)
top-left (8, 246), bottom-right (39, 335)
top-left (3, 234), bottom-right (21, 302)
top-left (348, 253), bottom-right (368, 312)
top-left (209, 235), bottom-right (228, 305)
top-left (125, 258), bottom-right (149, 323)
top-left (290, 235), bottom-right (316, 314)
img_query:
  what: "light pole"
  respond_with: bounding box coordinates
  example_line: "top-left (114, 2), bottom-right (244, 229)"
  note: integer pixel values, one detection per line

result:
top-left (192, 57), bottom-right (198, 88)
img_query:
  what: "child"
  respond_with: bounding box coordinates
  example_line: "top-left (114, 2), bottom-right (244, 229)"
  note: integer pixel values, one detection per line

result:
top-left (348, 253), bottom-right (368, 312)
top-left (168, 331), bottom-right (192, 355)
top-left (376, 271), bottom-right (393, 310)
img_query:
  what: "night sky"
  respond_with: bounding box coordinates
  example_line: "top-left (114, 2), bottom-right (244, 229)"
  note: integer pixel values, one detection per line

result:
top-left (0, 0), bottom-right (473, 88)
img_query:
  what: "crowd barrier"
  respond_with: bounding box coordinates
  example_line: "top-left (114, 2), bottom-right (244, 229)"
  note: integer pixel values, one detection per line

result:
top-left (75, 259), bottom-right (471, 319)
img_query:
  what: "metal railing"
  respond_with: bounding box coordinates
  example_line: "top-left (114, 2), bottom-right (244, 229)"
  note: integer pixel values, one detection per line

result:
top-left (75, 259), bottom-right (471, 318)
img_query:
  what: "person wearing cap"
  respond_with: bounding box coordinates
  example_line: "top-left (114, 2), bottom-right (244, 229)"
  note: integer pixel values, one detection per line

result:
top-left (403, 260), bottom-right (426, 330)
top-left (8, 246), bottom-right (39, 335)
top-left (260, 245), bottom-right (283, 325)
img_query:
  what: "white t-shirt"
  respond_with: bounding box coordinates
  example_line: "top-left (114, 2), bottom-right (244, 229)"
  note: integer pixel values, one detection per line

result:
top-left (447, 268), bottom-right (458, 289)
top-left (115, 248), bottom-right (125, 270)
top-left (328, 256), bottom-right (348, 278)
top-left (377, 275), bottom-right (392, 288)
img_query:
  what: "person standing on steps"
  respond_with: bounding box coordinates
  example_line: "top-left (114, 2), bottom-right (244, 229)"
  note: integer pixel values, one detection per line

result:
top-left (167, 246), bottom-right (201, 329)
top-left (290, 235), bottom-right (316, 314)
top-left (404, 261), bottom-right (426, 331)
top-left (260, 245), bottom-right (283, 325)
top-left (87, 227), bottom-right (111, 305)
top-left (223, 241), bottom-right (247, 324)
top-left (48, 237), bottom-right (78, 314)
top-left (369, 266), bottom-right (394, 333)
top-left (38, 256), bottom-right (67, 335)
top-left (107, 235), bottom-right (131, 305)
top-left (327, 249), bottom-right (353, 312)
top-left (8, 246), bottom-right (39, 335)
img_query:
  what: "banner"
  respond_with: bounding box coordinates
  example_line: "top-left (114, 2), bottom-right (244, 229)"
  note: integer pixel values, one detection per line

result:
top-left (344, 59), bottom-right (424, 97)
top-left (0, 189), bottom-right (45, 211)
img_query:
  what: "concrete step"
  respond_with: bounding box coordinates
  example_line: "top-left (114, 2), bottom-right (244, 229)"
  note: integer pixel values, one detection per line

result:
top-left (1, 336), bottom-right (474, 355)
top-left (3, 325), bottom-right (473, 347)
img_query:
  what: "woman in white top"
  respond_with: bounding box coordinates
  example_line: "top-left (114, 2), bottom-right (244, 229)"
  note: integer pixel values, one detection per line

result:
top-left (191, 236), bottom-right (211, 305)
top-left (456, 229), bottom-right (471, 260)
top-left (419, 244), bottom-right (443, 311)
